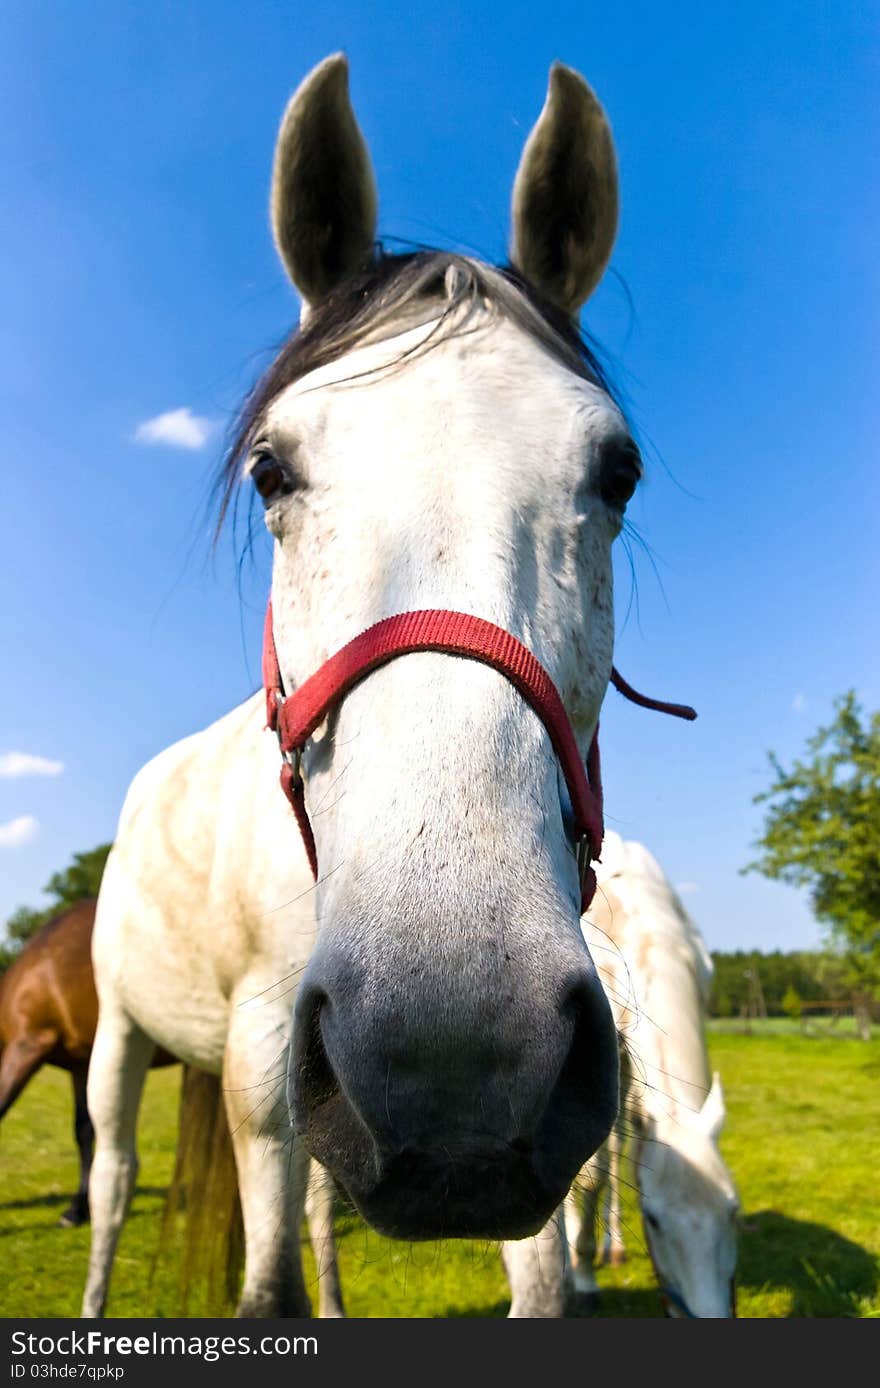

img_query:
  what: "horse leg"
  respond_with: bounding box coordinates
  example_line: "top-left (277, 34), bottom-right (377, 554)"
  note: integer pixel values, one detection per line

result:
top-left (59, 1064), bottom-right (93, 1228)
top-left (224, 1028), bottom-right (312, 1318)
top-left (602, 1123), bottom-right (627, 1266)
top-left (305, 1160), bottom-right (346, 1317)
top-left (0, 1031), bottom-right (57, 1120)
top-left (80, 1007), bottom-right (154, 1317)
top-left (502, 1206), bottom-right (569, 1317)
top-left (565, 1152), bottom-right (605, 1309)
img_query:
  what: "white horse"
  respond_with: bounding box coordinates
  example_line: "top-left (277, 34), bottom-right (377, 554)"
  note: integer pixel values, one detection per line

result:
top-left (505, 832), bottom-right (739, 1317)
top-left (82, 54), bottom-right (645, 1317)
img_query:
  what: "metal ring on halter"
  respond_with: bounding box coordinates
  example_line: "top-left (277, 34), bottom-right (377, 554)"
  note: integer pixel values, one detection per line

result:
top-left (576, 834), bottom-right (591, 889)
top-left (281, 744), bottom-right (303, 786)
top-left (273, 693), bottom-right (304, 788)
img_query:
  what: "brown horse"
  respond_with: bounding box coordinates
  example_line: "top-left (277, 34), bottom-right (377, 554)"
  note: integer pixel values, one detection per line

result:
top-left (0, 899), bottom-right (174, 1226)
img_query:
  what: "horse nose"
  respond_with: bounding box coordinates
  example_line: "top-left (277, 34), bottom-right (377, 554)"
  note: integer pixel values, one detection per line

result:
top-left (290, 962), bottom-right (618, 1239)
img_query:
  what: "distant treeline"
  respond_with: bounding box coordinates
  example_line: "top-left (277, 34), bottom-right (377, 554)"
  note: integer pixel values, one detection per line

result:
top-left (709, 950), bottom-right (857, 1017)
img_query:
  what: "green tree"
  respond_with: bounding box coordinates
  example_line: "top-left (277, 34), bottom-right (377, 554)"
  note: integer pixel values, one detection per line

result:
top-left (744, 691), bottom-right (880, 1037)
top-left (782, 984), bottom-right (803, 1022)
top-left (42, 844), bottom-right (113, 911)
top-left (815, 951), bottom-right (849, 1002)
top-left (0, 843), bottom-right (112, 971)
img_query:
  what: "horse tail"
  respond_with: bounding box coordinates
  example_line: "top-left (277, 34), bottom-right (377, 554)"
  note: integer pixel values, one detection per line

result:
top-left (157, 1066), bottom-right (244, 1312)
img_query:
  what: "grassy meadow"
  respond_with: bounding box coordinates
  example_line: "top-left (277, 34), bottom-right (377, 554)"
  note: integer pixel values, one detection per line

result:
top-left (1, 1026), bottom-right (877, 1318)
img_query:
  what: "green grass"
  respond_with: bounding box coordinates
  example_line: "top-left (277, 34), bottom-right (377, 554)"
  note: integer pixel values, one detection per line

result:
top-left (707, 1016), bottom-right (865, 1039)
top-left (1, 1032), bottom-right (877, 1317)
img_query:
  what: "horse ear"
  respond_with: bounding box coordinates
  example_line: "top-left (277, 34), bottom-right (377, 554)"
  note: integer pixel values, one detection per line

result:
top-left (510, 63), bottom-right (618, 315)
top-left (271, 53), bottom-right (378, 306)
top-left (699, 1071), bottom-right (726, 1141)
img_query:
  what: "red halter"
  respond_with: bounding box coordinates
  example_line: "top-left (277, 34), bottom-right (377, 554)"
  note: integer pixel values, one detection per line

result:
top-left (262, 600), bottom-right (695, 911)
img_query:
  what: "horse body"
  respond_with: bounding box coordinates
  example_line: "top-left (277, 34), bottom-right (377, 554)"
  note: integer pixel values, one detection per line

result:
top-left (0, 899), bottom-right (173, 1227)
top-left (83, 53), bottom-right (646, 1315)
top-left (91, 694), bottom-right (311, 1073)
top-left (590, 831), bottom-right (715, 1109)
top-left (84, 695), bottom-right (320, 1315)
top-left (0, 902), bottom-right (96, 1229)
top-left (0, 900), bottom-right (98, 1076)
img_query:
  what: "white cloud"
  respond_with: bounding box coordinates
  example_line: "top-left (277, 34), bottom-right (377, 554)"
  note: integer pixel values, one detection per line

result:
top-left (675, 881), bottom-right (700, 897)
top-left (792, 692), bottom-right (807, 714)
top-left (0, 751), bottom-right (64, 779)
top-left (133, 406), bottom-right (216, 451)
top-left (0, 815), bottom-right (39, 847)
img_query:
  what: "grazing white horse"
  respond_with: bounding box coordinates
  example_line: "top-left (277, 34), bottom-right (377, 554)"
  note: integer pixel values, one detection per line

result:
top-left (82, 54), bottom-right (647, 1316)
top-left (580, 833), bottom-right (739, 1317)
top-left (506, 832), bottom-right (739, 1317)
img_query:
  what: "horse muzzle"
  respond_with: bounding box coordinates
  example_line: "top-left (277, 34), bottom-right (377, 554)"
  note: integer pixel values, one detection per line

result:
top-left (289, 963), bottom-right (619, 1240)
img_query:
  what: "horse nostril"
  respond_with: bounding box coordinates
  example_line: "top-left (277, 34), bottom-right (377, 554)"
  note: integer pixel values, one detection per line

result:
top-left (509, 1136), bottom-right (532, 1156)
top-left (291, 987), bottom-right (338, 1123)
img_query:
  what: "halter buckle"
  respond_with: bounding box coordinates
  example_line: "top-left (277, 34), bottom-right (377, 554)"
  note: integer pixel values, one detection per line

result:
top-left (274, 693), bottom-right (304, 788)
top-left (576, 834), bottom-right (590, 880)
top-left (281, 744), bottom-right (303, 788)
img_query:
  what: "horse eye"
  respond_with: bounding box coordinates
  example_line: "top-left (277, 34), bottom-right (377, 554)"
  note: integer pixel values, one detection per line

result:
top-left (598, 438), bottom-right (642, 510)
top-left (644, 1210), bottom-right (660, 1232)
top-left (250, 453), bottom-right (288, 502)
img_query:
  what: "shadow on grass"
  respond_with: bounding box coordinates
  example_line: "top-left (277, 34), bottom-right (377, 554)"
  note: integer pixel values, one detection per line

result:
top-left (739, 1210), bottom-right (877, 1317)
top-left (443, 1299), bottom-right (509, 1318)
top-left (0, 1185), bottom-right (168, 1226)
top-left (573, 1288), bottom-right (665, 1318)
top-left (442, 1288), bottom-right (666, 1318)
top-left (0, 1185), bottom-right (168, 1214)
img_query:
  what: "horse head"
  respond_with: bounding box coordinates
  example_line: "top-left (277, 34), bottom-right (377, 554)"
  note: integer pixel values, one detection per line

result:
top-left (639, 1074), bottom-right (740, 1316)
top-left (231, 54), bottom-right (638, 1240)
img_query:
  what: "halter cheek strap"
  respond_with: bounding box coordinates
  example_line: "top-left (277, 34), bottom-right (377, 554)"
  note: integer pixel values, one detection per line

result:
top-left (263, 600), bottom-right (695, 911)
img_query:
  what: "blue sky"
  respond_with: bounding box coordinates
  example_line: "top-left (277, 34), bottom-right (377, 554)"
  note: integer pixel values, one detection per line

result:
top-left (1, 1), bottom-right (876, 951)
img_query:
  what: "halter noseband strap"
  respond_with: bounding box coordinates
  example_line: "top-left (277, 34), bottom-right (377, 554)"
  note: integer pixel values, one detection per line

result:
top-left (262, 600), bottom-right (695, 911)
